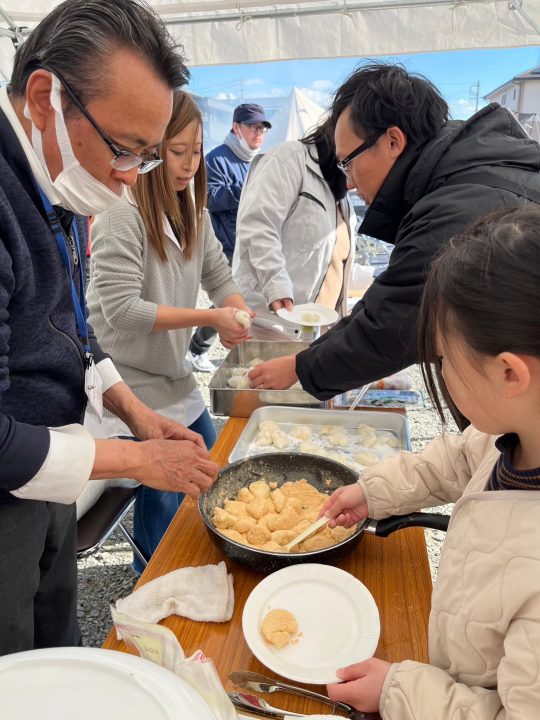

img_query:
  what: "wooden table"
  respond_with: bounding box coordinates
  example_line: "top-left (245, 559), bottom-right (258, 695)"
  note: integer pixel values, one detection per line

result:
top-left (104, 417), bottom-right (433, 717)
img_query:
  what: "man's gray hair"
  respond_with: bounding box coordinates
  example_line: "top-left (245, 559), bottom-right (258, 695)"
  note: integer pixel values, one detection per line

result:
top-left (9, 0), bottom-right (189, 102)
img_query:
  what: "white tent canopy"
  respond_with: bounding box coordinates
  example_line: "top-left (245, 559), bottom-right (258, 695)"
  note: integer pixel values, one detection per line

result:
top-left (264, 88), bottom-right (326, 150)
top-left (0, 1), bottom-right (539, 72)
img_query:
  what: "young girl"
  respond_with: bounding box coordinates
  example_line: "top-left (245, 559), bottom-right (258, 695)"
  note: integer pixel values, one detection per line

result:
top-left (85, 91), bottom-right (252, 570)
top-left (322, 205), bottom-right (540, 718)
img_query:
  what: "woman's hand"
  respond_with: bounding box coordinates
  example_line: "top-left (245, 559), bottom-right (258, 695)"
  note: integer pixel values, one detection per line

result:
top-left (320, 483), bottom-right (369, 528)
top-left (211, 307), bottom-right (251, 348)
top-left (270, 298), bottom-right (293, 312)
top-left (248, 355), bottom-right (298, 389)
top-left (327, 659), bottom-right (391, 713)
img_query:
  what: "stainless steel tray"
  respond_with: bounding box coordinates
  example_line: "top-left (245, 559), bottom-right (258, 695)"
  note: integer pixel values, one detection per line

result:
top-left (209, 341), bottom-right (325, 417)
top-left (229, 406), bottom-right (411, 469)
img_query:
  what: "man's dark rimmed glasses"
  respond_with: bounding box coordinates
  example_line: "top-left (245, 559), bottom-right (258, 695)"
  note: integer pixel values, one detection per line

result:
top-left (42, 68), bottom-right (163, 174)
top-left (241, 123), bottom-right (269, 135)
top-left (337, 133), bottom-right (382, 179)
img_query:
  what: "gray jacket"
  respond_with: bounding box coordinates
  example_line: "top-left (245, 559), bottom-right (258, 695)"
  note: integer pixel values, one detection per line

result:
top-left (232, 141), bottom-right (355, 337)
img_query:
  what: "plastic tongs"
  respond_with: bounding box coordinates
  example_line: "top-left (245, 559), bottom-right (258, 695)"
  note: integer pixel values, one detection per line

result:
top-left (229, 670), bottom-right (377, 719)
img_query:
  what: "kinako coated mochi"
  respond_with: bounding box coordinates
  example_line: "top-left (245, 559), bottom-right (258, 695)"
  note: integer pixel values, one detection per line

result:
top-left (261, 608), bottom-right (298, 648)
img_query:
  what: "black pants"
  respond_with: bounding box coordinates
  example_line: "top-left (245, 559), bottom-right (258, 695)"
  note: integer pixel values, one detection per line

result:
top-left (0, 500), bottom-right (81, 656)
top-left (189, 252), bottom-right (233, 356)
top-left (189, 324), bottom-right (218, 355)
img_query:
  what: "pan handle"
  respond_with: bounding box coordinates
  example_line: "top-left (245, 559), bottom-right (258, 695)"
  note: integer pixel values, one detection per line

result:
top-left (364, 512), bottom-right (450, 537)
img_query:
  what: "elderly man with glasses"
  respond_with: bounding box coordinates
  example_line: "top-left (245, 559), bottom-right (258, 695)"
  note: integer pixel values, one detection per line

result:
top-left (188, 103), bottom-right (271, 372)
top-left (0, 0), bottom-right (219, 656)
top-left (249, 62), bottom-right (540, 415)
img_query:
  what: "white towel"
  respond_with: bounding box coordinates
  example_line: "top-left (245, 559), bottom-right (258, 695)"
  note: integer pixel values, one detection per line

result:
top-left (115, 561), bottom-right (234, 624)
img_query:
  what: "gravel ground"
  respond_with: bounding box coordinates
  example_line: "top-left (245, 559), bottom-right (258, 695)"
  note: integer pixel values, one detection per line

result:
top-left (77, 290), bottom-right (457, 647)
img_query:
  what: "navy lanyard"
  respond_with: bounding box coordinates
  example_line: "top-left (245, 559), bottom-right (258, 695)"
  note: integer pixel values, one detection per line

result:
top-left (37, 187), bottom-right (93, 364)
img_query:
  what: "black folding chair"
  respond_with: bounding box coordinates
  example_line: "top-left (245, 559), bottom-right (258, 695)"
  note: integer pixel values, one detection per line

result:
top-left (76, 486), bottom-right (148, 568)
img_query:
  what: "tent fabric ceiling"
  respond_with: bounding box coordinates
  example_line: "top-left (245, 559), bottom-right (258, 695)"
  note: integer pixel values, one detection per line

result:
top-left (0, 1), bottom-right (539, 67)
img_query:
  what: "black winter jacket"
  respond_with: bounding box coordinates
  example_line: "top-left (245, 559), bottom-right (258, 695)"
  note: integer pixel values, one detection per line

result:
top-left (296, 104), bottom-right (540, 399)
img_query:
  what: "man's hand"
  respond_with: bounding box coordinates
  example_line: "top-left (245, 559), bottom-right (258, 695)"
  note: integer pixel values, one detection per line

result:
top-left (93, 437), bottom-right (219, 498)
top-left (327, 659), bottom-right (392, 713)
top-left (103, 381), bottom-right (206, 449)
top-left (136, 439), bottom-right (218, 497)
top-left (248, 355), bottom-right (298, 390)
top-left (127, 406), bottom-right (206, 449)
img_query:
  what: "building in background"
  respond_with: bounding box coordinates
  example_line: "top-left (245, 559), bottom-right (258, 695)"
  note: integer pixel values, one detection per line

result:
top-left (485, 65), bottom-right (540, 143)
top-left (485, 65), bottom-right (540, 115)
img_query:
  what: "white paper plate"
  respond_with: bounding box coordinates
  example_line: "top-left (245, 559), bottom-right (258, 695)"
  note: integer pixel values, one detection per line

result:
top-left (276, 303), bottom-right (339, 327)
top-left (242, 563), bottom-right (380, 684)
top-left (0, 647), bottom-right (216, 719)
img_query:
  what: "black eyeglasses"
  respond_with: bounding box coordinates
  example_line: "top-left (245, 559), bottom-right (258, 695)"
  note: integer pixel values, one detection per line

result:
top-left (336, 133), bottom-right (382, 179)
top-left (241, 124), bottom-right (269, 135)
top-left (43, 68), bottom-right (163, 174)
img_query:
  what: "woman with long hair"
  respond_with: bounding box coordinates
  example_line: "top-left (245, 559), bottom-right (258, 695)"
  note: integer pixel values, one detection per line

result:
top-left (85, 91), bottom-right (251, 570)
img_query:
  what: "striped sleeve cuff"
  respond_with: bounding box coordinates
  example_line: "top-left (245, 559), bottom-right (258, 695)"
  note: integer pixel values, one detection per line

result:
top-left (10, 424), bottom-right (96, 504)
top-left (96, 358), bottom-right (123, 393)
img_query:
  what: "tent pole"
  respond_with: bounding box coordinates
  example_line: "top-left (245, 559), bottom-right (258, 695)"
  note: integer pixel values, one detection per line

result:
top-left (0, 5), bottom-right (28, 47)
top-left (165, 0), bottom-right (490, 27)
top-left (509, 0), bottom-right (540, 37)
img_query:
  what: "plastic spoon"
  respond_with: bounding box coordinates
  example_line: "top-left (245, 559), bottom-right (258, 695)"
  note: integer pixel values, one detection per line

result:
top-left (284, 516), bottom-right (329, 552)
top-left (348, 383), bottom-right (371, 410)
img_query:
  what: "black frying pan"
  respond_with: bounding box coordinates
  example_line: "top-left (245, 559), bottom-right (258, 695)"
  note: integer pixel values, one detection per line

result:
top-left (198, 453), bottom-right (449, 573)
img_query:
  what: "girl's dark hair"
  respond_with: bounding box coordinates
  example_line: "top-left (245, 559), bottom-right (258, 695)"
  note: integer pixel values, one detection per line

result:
top-left (301, 116), bottom-right (347, 200)
top-left (332, 61), bottom-right (449, 145)
top-left (418, 204), bottom-right (540, 424)
top-left (301, 117), bottom-right (334, 159)
top-left (10, 0), bottom-right (189, 103)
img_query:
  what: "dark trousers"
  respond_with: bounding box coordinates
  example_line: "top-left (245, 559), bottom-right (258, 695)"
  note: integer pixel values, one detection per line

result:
top-left (189, 324), bottom-right (218, 355)
top-left (189, 252), bottom-right (233, 356)
top-left (0, 500), bottom-right (81, 656)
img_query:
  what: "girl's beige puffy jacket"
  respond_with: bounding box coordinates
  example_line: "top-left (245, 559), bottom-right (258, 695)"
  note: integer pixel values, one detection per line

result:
top-left (358, 425), bottom-right (540, 719)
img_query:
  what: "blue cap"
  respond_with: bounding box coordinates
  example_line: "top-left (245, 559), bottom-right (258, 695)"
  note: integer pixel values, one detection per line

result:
top-left (233, 103), bottom-right (271, 128)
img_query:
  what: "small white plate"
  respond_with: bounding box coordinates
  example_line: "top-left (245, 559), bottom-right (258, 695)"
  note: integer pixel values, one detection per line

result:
top-left (276, 303), bottom-right (339, 327)
top-left (242, 563), bottom-right (380, 684)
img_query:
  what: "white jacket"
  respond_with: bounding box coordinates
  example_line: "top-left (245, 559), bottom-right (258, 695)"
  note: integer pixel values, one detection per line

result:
top-left (232, 141), bottom-right (355, 338)
top-left (359, 426), bottom-right (540, 720)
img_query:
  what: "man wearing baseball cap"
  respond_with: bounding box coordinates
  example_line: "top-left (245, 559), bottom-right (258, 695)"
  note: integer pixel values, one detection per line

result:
top-left (188, 103), bottom-right (271, 372)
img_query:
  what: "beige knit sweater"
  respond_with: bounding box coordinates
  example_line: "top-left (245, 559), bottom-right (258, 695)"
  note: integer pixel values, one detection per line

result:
top-left (86, 198), bottom-right (238, 410)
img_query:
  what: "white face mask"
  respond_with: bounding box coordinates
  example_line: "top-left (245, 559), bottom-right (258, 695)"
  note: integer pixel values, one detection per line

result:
top-left (237, 132), bottom-right (254, 153)
top-left (24, 75), bottom-right (122, 216)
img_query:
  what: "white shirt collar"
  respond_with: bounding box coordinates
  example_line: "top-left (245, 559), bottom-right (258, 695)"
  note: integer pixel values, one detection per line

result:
top-left (0, 86), bottom-right (62, 205)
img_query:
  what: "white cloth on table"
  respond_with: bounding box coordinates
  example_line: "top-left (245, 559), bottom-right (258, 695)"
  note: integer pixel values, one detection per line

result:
top-left (115, 561), bottom-right (234, 624)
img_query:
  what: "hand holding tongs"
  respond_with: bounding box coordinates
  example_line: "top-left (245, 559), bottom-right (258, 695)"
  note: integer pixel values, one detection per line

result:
top-left (229, 670), bottom-right (377, 719)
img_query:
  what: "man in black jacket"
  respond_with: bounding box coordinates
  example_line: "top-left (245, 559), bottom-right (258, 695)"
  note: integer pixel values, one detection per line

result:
top-left (249, 63), bottom-right (540, 397)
